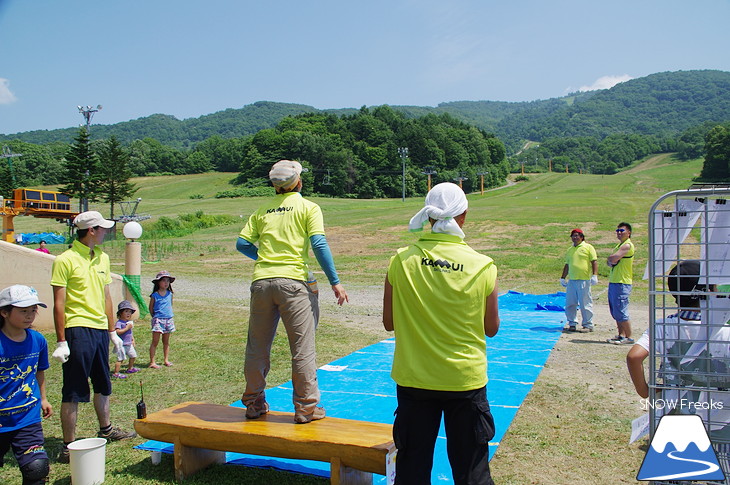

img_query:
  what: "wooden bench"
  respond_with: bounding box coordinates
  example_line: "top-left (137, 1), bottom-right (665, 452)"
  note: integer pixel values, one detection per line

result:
top-left (133, 401), bottom-right (396, 484)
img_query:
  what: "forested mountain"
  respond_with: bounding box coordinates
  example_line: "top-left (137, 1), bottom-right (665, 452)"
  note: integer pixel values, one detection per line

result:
top-left (0, 102), bottom-right (319, 148)
top-left (3, 70), bottom-right (729, 154)
top-left (495, 70), bottom-right (730, 149)
top-left (2, 70), bottom-right (730, 196)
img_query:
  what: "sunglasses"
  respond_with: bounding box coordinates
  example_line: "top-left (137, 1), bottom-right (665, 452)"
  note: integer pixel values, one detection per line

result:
top-left (615, 228), bottom-right (626, 233)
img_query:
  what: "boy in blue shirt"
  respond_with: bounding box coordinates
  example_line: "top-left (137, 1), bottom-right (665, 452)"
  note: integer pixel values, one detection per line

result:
top-left (0, 285), bottom-right (52, 485)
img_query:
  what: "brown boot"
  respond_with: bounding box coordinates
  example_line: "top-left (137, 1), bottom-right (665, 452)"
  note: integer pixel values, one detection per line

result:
top-left (245, 394), bottom-right (269, 419)
top-left (294, 406), bottom-right (325, 424)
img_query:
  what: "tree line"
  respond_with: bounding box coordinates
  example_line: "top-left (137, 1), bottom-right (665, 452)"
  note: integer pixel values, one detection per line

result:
top-left (0, 106), bottom-right (510, 202)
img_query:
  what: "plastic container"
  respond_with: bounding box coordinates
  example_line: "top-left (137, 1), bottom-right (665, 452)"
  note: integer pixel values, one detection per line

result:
top-left (68, 437), bottom-right (107, 485)
top-left (306, 270), bottom-right (318, 294)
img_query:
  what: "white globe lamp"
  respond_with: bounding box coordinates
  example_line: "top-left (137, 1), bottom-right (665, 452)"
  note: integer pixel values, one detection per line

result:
top-left (123, 221), bottom-right (143, 241)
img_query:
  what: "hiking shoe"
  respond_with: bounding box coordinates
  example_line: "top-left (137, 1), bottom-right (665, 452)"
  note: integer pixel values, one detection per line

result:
top-left (606, 335), bottom-right (622, 343)
top-left (57, 444), bottom-right (70, 464)
top-left (125, 367), bottom-right (140, 374)
top-left (294, 406), bottom-right (326, 424)
top-left (612, 337), bottom-right (635, 345)
top-left (568, 326), bottom-right (577, 332)
top-left (98, 426), bottom-right (136, 441)
top-left (245, 394), bottom-right (269, 419)
top-left (111, 373), bottom-right (127, 379)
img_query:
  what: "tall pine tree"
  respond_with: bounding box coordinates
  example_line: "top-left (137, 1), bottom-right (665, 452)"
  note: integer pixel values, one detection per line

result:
top-left (97, 135), bottom-right (136, 219)
top-left (60, 127), bottom-right (101, 211)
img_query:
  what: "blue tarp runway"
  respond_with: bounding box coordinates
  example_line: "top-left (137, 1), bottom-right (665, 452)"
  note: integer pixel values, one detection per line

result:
top-left (137, 291), bottom-right (566, 483)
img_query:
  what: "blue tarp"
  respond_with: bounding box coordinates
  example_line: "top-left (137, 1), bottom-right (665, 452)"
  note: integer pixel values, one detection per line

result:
top-left (137, 291), bottom-right (566, 483)
top-left (16, 232), bottom-right (66, 245)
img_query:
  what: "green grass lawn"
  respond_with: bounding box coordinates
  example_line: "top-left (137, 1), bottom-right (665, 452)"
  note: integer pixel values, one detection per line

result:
top-left (2, 154), bottom-right (705, 484)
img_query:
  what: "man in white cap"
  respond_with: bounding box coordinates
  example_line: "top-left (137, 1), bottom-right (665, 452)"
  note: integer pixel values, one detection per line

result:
top-left (50, 211), bottom-right (135, 463)
top-left (383, 182), bottom-right (499, 485)
top-left (237, 160), bottom-right (348, 424)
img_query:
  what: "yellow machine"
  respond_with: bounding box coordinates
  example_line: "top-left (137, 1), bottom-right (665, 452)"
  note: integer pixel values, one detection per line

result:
top-left (0, 188), bottom-right (78, 243)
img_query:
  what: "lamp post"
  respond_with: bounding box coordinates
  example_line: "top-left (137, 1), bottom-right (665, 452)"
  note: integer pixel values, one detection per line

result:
top-left (78, 105), bottom-right (102, 132)
top-left (398, 147), bottom-right (409, 202)
top-left (123, 221), bottom-right (143, 310)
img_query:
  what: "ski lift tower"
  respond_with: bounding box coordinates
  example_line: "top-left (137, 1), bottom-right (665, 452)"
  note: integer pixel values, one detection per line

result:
top-left (117, 198), bottom-right (151, 224)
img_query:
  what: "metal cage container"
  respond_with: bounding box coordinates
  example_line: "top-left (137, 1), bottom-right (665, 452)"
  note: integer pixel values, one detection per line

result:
top-left (647, 187), bottom-right (730, 485)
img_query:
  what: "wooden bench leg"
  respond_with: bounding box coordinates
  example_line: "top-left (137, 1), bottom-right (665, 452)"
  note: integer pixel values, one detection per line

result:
top-left (173, 437), bottom-right (226, 482)
top-left (330, 456), bottom-right (373, 485)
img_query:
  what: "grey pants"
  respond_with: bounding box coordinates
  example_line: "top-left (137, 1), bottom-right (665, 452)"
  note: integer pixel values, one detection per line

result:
top-left (242, 278), bottom-right (320, 415)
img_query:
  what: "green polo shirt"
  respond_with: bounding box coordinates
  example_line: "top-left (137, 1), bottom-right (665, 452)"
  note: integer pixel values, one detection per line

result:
top-left (239, 192), bottom-right (325, 282)
top-left (609, 238), bottom-right (635, 284)
top-left (387, 233), bottom-right (497, 392)
top-left (565, 241), bottom-right (597, 280)
top-left (50, 239), bottom-right (112, 330)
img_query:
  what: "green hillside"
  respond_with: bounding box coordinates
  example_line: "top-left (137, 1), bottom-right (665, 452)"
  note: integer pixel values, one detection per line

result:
top-left (2, 70), bottom-right (728, 152)
top-left (15, 154), bottom-right (704, 295)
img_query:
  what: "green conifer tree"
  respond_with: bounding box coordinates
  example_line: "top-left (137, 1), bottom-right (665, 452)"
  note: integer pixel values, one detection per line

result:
top-left (59, 127), bottom-right (101, 211)
top-left (97, 135), bottom-right (137, 219)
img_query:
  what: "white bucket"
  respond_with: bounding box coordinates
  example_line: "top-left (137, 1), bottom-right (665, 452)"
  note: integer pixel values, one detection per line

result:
top-left (68, 437), bottom-right (107, 485)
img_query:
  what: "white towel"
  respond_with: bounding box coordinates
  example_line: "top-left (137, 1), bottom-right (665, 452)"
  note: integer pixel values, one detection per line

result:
top-left (409, 182), bottom-right (468, 238)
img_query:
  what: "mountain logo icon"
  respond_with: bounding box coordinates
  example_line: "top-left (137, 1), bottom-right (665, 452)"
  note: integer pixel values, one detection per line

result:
top-left (637, 414), bottom-right (726, 481)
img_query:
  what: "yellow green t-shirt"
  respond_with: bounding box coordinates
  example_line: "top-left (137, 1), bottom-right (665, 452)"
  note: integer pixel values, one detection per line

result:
top-left (387, 233), bottom-right (497, 392)
top-left (609, 238), bottom-right (635, 284)
top-left (239, 192), bottom-right (325, 282)
top-left (50, 239), bottom-right (112, 330)
top-left (565, 241), bottom-right (597, 280)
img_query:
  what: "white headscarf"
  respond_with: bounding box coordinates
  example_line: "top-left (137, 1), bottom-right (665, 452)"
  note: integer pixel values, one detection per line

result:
top-left (409, 182), bottom-right (468, 238)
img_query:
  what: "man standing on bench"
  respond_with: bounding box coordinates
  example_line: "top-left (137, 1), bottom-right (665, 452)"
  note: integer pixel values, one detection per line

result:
top-left (383, 182), bottom-right (500, 485)
top-left (237, 160), bottom-right (348, 424)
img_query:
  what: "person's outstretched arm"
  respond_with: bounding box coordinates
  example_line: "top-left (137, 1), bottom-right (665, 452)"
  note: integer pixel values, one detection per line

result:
top-left (627, 344), bottom-right (650, 398)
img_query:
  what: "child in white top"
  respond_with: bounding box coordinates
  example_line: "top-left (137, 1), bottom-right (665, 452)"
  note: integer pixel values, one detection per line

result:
top-left (112, 300), bottom-right (139, 378)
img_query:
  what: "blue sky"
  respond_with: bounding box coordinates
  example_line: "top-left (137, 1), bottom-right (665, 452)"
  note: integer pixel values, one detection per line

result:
top-left (1, 0), bottom-right (729, 135)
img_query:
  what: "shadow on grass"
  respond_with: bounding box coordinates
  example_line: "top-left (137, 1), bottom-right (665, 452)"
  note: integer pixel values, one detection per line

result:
top-left (115, 453), bottom-right (329, 484)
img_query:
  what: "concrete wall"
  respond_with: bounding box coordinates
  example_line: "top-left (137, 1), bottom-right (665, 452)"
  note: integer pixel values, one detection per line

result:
top-left (0, 240), bottom-right (125, 330)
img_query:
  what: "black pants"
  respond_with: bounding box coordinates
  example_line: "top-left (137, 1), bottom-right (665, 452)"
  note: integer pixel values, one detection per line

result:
top-left (393, 385), bottom-right (496, 485)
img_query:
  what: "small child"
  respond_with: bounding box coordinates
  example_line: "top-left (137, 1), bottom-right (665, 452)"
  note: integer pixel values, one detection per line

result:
top-left (0, 285), bottom-right (52, 484)
top-left (112, 300), bottom-right (139, 378)
top-left (149, 271), bottom-right (175, 369)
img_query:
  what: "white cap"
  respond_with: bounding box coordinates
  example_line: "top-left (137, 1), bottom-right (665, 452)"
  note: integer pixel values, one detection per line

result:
top-left (73, 211), bottom-right (115, 230)
top-left (269, 160), bottom-right (305, 190)
top-left (0, 285), bottom-right (48, 308)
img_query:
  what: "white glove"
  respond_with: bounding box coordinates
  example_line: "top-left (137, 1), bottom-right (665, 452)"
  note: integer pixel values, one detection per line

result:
top-left (590, 275), bottom-right (598, 286)
top-left (52, 341), bottom-right (70, 363)
top-left (109, 332), bottom-right (124, 353)
top-left (559, 278), bottom-right (568, 287)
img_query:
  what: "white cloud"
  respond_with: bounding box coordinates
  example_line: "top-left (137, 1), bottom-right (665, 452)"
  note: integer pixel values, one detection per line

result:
top-left (576, 74), bottom-right (634, 93)
top-left (0, 78), bottom-right (17, 104)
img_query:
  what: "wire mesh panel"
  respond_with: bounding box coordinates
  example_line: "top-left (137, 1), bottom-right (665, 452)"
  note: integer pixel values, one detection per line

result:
top-left (647, 188), bottom-right (730, 485)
